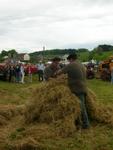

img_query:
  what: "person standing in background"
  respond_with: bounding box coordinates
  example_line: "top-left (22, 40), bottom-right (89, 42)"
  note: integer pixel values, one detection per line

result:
top-left (15, 63), bottom-right (21, 83)
top-left (44, 57), bottom-right (61, 81)
top-left (20, 63), bottom-right (25, 84)
top-left (26, 63), bottom-right (33, 83)
top-left (8, 64), bottom-right (15, 82)
top-left (37, 61), bottom-right (45, 81)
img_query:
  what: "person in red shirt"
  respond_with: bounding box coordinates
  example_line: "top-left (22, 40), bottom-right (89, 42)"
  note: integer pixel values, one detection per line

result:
top-left (26, 63), bottom-right (34, 83)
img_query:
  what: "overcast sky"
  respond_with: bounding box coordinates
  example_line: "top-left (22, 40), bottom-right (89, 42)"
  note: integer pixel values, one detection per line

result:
top-left (0, 0), bottom-right (113, 53)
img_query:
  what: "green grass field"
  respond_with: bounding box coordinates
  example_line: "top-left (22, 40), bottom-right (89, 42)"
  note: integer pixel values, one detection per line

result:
top-left (1, 78), bottom-right (113, 150)
top-left (0, 75), bottom-right (39, 104)
top-left (87, 79), bottom-right (113, 105)
top-left (1, 78), bottom-right (113, 105)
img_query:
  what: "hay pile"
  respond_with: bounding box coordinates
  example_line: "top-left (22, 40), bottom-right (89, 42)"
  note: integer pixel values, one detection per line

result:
top-left (1, 75), bottom-right (113, 149)
top-left (0, 104), bottom-right (24, 126)
top-left (24, 75), bottom-right (81, 136)
top-left (24, 75), bottom-right (113, 136)
top-left (86, 89), bottom-right (113, 126)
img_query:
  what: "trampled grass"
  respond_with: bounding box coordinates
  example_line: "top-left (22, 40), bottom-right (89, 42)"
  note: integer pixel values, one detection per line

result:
top-left (1, 78), bottom-right (113, 150)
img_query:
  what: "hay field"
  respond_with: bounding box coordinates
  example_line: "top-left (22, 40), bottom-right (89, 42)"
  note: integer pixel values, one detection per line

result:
top-left (0, 78), bottom-right (113, 150)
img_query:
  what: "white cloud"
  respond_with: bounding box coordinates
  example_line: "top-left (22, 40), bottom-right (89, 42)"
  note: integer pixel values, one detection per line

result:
top-left (0, 0), bottom-right (113, 52)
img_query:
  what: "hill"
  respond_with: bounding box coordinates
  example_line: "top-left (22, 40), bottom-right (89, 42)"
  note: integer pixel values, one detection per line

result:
top-left (30, 45), bottom-right (113, 63)
top-left (88, 44), bottom-right (113, 61)
top-left (1, 44), bottom-right (113, 63)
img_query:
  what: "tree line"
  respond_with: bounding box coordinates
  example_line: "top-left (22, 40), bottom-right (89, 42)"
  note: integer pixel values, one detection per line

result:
top-left (0, 44), bottom-right (113, 63)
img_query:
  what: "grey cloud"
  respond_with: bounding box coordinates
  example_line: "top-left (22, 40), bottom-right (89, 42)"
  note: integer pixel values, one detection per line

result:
top-left (0, 0), bottom-right (112, 28)
top-left (77, 0), bottom-right (113, 5)
top-left (63, 40), bottom-right (113, 50)
top-left (0, 0), bottom-right (113, 52)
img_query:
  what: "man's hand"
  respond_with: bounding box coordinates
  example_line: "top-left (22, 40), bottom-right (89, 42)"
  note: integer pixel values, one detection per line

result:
top-left (56, 69), bottom-right (63, 76)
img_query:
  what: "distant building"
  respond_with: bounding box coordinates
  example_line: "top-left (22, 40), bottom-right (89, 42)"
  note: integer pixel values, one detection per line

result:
top-left (18, 53), bottom-right (30, 62)
top-left (62, 54), bottom-right (69, 64)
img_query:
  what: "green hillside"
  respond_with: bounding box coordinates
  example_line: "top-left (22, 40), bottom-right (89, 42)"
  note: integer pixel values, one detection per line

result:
top-left (29, 44), bottom-right (113, 63)
top-left (1, 44), bottom-right (113, 63)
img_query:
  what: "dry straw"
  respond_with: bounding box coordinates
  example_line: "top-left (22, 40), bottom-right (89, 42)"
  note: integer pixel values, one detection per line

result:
top-left (24, 75), bottom-right (113, 136)
top-left (86, 89), bottom-right (113, 126)
top-left (0, 104), bottom-right (24, 125)
top-left (1, 75), bottom-right (113, 149)
top-left (24, 75), bottom-right (81, 136)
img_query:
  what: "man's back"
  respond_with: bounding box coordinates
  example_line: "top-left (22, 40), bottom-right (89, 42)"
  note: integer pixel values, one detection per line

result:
top-left (62, 61), bottom-right (87, 94)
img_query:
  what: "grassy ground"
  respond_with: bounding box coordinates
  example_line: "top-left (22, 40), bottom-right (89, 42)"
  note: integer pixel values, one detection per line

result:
top-left (1, 78), bottom-right (113, 150)
top-left (87, 79), bottom-right (113, 105)
top-left (0, 75), bottom-right (39, 104)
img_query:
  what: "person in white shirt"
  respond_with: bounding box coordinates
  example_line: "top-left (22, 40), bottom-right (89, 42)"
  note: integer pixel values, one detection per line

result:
top-left (20, 63), bottom-right (25, 83)
top-left (37, 61), bottom-right (45, 81)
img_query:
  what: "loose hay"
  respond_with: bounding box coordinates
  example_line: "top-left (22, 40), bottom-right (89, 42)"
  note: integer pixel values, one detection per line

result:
top-left (0, 104), bottom-right (25, 126)
top-left (0, 115), bottom-right (7, 125)
top-left (1, 75), bottom-right (113, 150)
top-left (24, 84), bottom-right (80, 124)
top-left (86, 89), bottom-right (113, 126)
top-left (5, 137), bottom-right (57, 150)
top-left (24, 75), bottom-right (113, 133)
top-left (24, 77), bottom-right (81, 136)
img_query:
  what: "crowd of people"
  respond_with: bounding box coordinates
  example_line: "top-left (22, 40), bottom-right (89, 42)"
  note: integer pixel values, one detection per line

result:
top-left (0, 57), bottom-right (96, 84)
top-left (0, 60), bottom-right (63, 83)
top-left (0, 63), bottom-right (35, 83)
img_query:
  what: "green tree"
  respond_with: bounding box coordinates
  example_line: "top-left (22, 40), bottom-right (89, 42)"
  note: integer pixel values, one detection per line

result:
top-left (1, 50), bottom-right (8, 57)
top-left (8, 49), bottom-right (18, 58)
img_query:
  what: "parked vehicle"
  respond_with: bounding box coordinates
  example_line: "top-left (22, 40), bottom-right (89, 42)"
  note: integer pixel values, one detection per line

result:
top-left (0, 63), bottom-right (7, 80)
top-left (98, 56), bottom-right (113, 81)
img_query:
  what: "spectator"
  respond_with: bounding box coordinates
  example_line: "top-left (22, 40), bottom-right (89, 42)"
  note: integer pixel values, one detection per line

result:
top-left (44, 57), bottom-right (61, 81)
top-left (20, 63), bottom-right (25, 84)
top-left (26, 63), bottom-right (33, 83)
top-left (15, 64), bottom-right (21, 83)
top-left (37, 61), bottom-right (45, 81)
top-left (8, 64), bottom-right (16, 82)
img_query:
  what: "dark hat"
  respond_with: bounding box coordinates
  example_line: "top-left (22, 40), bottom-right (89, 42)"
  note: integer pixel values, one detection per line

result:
top-left (52, 57), bottom-right (61, 62)
top-left (67, 53), bottom-right (77, 60)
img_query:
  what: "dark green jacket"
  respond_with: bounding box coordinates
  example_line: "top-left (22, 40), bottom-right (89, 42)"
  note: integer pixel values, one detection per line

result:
top-left (62, 60), bottom-right (87, 94)
top-left (44, 65), bottom-right (57, 81)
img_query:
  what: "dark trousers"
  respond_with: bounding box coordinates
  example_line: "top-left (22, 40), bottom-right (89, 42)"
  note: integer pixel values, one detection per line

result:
top-left (38, 70), bottom-right (43, 81)
top-left (75, 93), bottom-right (90, 129)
